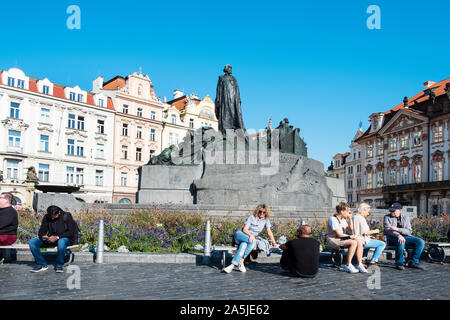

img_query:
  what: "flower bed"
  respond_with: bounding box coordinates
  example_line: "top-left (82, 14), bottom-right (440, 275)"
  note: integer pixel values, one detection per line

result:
top-left (16, 209), bottom-right (449, 253)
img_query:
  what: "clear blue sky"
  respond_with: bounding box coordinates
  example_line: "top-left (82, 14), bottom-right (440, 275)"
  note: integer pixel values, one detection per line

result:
top-left (1, 0), bottom-right (449, 167)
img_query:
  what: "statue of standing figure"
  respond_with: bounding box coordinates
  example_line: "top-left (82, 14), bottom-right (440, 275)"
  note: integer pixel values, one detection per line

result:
top-left (215, 65), bottom-right (246, 134)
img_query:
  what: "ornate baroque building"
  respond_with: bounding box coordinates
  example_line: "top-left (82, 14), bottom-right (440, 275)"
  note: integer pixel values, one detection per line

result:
top-left (0, 67), bottom-right (115, 205)
top-left (355, 79), bottom-right (450, 215)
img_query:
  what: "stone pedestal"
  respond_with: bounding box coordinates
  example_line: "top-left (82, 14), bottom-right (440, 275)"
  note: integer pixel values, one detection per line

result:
top-left (25, 181), bottom-right (36, 209)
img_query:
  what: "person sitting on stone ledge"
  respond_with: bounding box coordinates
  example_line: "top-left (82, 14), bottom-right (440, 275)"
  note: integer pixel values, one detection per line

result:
top-left (0, 192), bottom-right (19, 263)
top-left (29, 205), bottom-right (78, 273)
top-left (279, 224), bottom-right (320, 278)
top-left (326, 201), bottom-right (367, 274)
top-left (353, 203), bottom-right (386, 266)
top-left (223, 204), bottom-right (278, 273)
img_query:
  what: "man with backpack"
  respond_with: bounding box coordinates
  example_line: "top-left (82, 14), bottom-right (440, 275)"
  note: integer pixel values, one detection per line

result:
top-left (29, 205), bottom-right (79, 273)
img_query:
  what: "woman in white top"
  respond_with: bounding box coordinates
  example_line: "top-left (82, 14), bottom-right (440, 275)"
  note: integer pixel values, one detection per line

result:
top-left (353, 203), bottom-right (386, 265)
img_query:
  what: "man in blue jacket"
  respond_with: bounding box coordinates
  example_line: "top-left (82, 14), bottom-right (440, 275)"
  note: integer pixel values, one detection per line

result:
top-left (383, 202), bottom-right (425, 270)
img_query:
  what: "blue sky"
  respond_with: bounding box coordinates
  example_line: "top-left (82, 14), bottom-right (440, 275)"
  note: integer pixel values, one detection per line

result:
top-left (1, 0), bottom-right (449, 167)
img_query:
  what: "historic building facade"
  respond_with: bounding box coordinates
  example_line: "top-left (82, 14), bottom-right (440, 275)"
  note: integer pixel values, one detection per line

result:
top-left (92, 72), bottom-right (164, 204)
top-left (0, 67), bottom-right (115, 205)
top-left (355, 79), bottom-right (450, 215)
top-left (343, 128), bottom-right (363, 207)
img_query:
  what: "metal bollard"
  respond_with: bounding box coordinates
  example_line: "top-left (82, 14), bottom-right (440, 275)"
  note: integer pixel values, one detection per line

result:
top-left (203, 220), bottom-right (211, 264)
top-left (96, 219), bottom-right (104, 264)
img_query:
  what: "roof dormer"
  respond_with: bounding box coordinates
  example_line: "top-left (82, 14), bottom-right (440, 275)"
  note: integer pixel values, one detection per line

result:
top-left (65, 85), bottom-right (87, 103)
top-left (94, 92), bottom-right (107, 107)
top-left (2, 67), bottom-right (29, 90)
top-left (369, 112), bottom-right (385, 133)
top-left (37, 78), bottom-right (54, 95)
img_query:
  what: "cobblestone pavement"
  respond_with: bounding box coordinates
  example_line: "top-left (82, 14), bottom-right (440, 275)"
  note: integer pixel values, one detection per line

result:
top-left (0, 261), bottom-right (448, 300)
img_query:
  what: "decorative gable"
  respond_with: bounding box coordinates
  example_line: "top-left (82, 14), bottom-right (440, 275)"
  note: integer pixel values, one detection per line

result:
top-left (379, 110), bottom-right (427, 136)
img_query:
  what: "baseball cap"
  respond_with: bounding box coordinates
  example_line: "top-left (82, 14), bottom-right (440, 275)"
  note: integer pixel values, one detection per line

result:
top-left (389, 202), bottom-right (403, 211)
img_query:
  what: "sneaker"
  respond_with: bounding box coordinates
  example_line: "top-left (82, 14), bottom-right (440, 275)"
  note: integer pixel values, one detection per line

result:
top-left (30, 265), bottom-right (48, 273)
top-left (356, 263), bottom-right (368, 273)
top-left (238, 263), bottom-right (247, 273)
top-left (407, 262), bottom-right (425, 270)
top-left (223, 264), bottom-right (235, 273)
top-left (343, 264), bottom-right (358, 273)
top-left (395, 264), bottom-right (405, 270)
top-left (55, 267), bottom-right (64, 273)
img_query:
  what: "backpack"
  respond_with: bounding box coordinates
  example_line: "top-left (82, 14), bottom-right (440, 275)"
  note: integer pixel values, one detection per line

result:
top-left (63, 212), bottom-right (81, 245)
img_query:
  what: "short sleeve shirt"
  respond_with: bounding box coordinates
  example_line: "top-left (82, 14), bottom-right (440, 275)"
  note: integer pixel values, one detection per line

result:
top-left (244, 215), bottom-right (271, 236)
top-left (326, 216), bottom-right (348, 239)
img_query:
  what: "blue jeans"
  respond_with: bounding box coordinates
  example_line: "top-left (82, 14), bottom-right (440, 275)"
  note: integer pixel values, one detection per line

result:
top-left (363, 239), bottom-right (386, 262)
top-left (387, 235), bottom-right (425, 265)
top-left (231, 231), bottom-right (255, 266)
top-left (29, 237), bottom-right (70, 268)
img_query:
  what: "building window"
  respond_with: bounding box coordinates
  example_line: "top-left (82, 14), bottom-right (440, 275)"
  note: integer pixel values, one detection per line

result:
top-left (43, 85), bottom-right (49, 95)
top-left (77, 93), bottom-right (83, 103)
top-left (175, 134), bottom-right (179, 145)
top-left (389, 138), bottom-right (397, 152)
top-left (7, 77), bottom-right (15, 87)
top-left (69, 92), bottom-right (76, 101)
top-left (40, 108), bottom-right (50, 123)
top-left (6, 160), bottom-right (19, 179)
top-left (356, 178), bottom-right (361, 187)
top-left (98, 99), bottom-right (104, 107)
top-left (171, 114), bottom-right (177, 125)
top-left (413, 132), bottom-right (422, 147)
top-left (433, 161), bottom-right (443, 181)
top-left (76, 168), bottom-right (84, 184)
top-left (8, 130), bottom-right (21, 147)
top-left (366, 145), bottom-right (373, 157)
top-left (348, 194), bottom-right (353, 203)
top-left (137, 108), bottom-right (143, 117)
top-left (122, 145), bottom-right (128, 159)
top-left (376, 171), bottom-right (383, 187)
top-left (95, 170), bottom-right (104, 186)
top-left (348, 180), bottom-right (353, 189)
top-left (67, 139), bottom-right (75, 155)
top-left (150, 111), bottom-right (156, 120)
top-left (121, 172), bottom-right (127, 186)
top-left (433, 126), bottom-right (443, 143)
top-left (10, 102), bottom-right (20, 119)
top-left (169, 132), bottom-right (174, 145)
top-left (358, 151), bottom-right (361, 159)
top-left (366, 173), bottom-right (373, 189)
top-left (17, 79), bottom-right (24, 88)
top-left (38, 164), bottom-right (49, 182)
top-left (348, 166), bottom-right (353, 174)
top-left (76, 140), bottom-right (84, 156)
top-left (400, 135), bottom-right (409, 150)
top-left (66, 167), bottom-right (74, 183)
top-left (137, 126), bottom-right (142, 139)
top-left (77, 116), bottom-right (85, 131)
top-left (122, 123), bottom-right (128, 136)
top-left (119, 198), bottom-right (131, 204)
top-left (136, 173), bottom-right (139, 187)
top-left (189, 119), bottom-right (194, 128)
top-left (389, 169), bottom-right (397, 186)
top-left (357, 164), bottom-right (361, 173)
top-left (96, 144), bottom-right (104, 158)
top-left (97, 119), bottom-right (105, 134)
top-left (414, 164), bottom-right (421, 183)
top-left (123, 105), bottom-right (129, 114)
top-left (356, 193), bottom-right (360, 202)
top-left (40, 135), bottom-right (49, 152)
top-left (136, 147), bottom-right (142, 161)
top-left (376, 142), bottom-right (384, 156)
top-left (150, 129), bottom-right (155, 141)
top-left (400, 167), bottom-right (409, 184)
top-left (68, 114), bottom-right (76, 129)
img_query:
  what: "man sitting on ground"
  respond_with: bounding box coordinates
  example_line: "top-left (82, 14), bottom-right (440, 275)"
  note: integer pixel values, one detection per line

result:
top-left (29, 205), bottom-right (78, 273)
top-left (279, 225), bottom-right (320, 278)
top-left (384, 202), bottom-right (425, 270)
top-left (0, 192), bottom-right (18, 262)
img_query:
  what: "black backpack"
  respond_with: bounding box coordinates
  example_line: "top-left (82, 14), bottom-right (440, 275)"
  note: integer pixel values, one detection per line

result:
top-left (63, 212), bottom-right (81, 245)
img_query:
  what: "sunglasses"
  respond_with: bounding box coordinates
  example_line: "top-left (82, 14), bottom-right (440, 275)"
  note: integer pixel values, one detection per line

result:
top-left (258, 210), bottom-right (266, 214)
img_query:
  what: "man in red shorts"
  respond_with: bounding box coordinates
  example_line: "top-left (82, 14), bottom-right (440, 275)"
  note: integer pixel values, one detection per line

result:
top-left (0, 192), bottom-right (19, 262)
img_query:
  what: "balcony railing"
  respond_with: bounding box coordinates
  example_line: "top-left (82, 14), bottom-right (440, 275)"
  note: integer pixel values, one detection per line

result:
top-left (381, 180), bottom-right (450, 193)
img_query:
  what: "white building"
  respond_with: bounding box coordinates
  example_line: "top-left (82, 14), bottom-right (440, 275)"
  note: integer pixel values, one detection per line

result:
top-left (0, 67), bottom-right (115, 205)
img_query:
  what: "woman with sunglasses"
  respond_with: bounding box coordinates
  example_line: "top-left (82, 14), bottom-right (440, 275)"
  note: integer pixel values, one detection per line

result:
top-left (223, 204), bottom-right (278, 273)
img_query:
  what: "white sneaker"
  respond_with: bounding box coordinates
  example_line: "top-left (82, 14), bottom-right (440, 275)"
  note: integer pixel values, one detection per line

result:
top-left (357, 263), bottom-right (368, 273)
top-left (343, 264), bottom-right (358, 273)
top-left (238, 263), bottom-right (247, 273)
top-left (223, 264), bottom-right (235, 273)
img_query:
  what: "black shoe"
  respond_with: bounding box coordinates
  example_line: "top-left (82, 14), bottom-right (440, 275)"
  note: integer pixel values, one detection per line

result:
top-left (395, 264), bottom-right (405, 270)
top-left (407, 262), bottom-right (425, 270)
top-left (30, 265), bottom-right (48, 273)
top-left (55, 266), bottom-right (64, 273)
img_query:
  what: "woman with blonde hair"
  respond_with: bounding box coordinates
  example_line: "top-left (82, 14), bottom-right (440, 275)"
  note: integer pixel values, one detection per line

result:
top-left (353, 203), bottom-right (386, 265)
top-left (223, 204), bottom-right (277, 273)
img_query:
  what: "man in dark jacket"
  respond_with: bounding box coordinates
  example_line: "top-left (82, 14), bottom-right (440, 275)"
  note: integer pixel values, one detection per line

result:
top-left (0, 192), bottom-right (19, 263)
top-left (29, 205), bottom-right (78, 273)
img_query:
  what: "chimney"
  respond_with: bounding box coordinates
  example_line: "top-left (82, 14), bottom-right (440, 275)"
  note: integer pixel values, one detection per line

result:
top-left (424, 81), bottom-right (435, 89)
top-left (173, 89), bottom-right (184, 99)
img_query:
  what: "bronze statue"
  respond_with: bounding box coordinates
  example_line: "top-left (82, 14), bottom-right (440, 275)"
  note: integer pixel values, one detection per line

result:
top-left (148, 145), bottom-right (177, 165)
top-left (26, 166), bottom-right (39, 182)
top-left (215, 65), bottom-right (245, 134)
